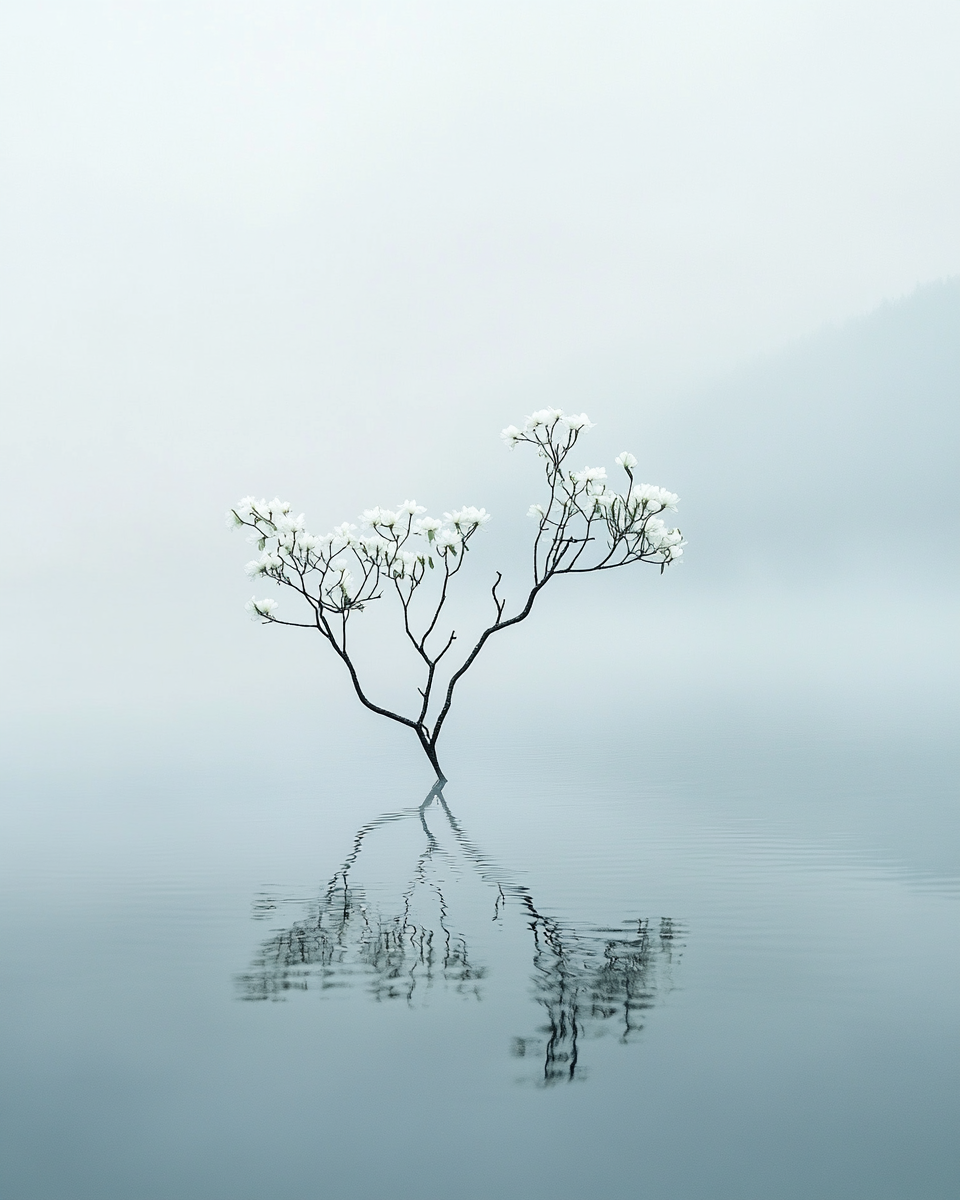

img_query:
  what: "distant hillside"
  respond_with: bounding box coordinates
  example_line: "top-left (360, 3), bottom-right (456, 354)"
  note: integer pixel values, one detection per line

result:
top-left (642, 279), bottom-right (960, 588)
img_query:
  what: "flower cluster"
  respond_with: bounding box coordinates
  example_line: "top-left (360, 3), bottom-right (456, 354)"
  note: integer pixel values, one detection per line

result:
top-left (503, 409), bottom-right (684, 573)
top-left (229, 495), bottom-right (491, 621)
top-left (500, 408), bottom-right (594, 450)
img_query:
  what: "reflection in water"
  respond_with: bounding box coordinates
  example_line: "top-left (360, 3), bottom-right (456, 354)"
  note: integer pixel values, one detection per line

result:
top-left (238, 783), bottom-right (683, 1084)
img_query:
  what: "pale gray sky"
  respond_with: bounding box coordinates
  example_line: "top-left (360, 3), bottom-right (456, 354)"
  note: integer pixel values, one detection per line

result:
top-left (2, 0), bottom-right (958, 394)
top-left (1, 1), bottom-right (957, 747)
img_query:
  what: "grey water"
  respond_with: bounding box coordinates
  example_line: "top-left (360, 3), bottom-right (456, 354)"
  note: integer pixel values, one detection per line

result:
top-left (1, 710), bottom-right (957, 1200)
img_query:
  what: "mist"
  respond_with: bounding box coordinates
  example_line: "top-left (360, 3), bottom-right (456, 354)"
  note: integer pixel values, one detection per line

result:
top-left (2, 3), bottom-right (958, 781)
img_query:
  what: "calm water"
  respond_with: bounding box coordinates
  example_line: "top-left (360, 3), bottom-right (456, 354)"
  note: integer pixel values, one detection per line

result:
top-left (1, 717), bottom-right (958, 1199)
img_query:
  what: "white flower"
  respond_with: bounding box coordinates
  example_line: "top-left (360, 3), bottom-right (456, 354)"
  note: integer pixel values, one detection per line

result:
top-left (326, 566), bottom-right (355, 599)
top-left (643, 518), bottom-right (666, 548)
top-left (614, 451), bottom-right (637, 470)
top-left (636, 484), bottom-right (679, 512)
top-left (434, 528), bottom-right (461, 552)
top-left (397, 499), bottom-right (426, 517)
top-left (666, 545), bottom-right (684, 561)
top-left (571, 466), bottom-right (607, 486)
top-left (359, 535), bottom-right (389, 558)
top-left (245, 596), bottom-right (278, 620)
top-left (362, 507), bottom-right (397, 529)
top-left (524, 407), bottom-right (562, 431)
top-left (565, 413), bottom-right (594, 432)
top-left (389, 549), bottom-right (423, 578)
top-left (501, 424), bottom-right (523, 448)
top-left (527, 503), bottom-right (546, 518)
top-left (446, 506), bottom-right (491, 532)
top-left (274, 516), bottom-right (306, 550)
top-left (330, 523), bottom-right (359, 552)
top-left (261, 498), bottom-right (291, 519)
top-left (228, 496), bottom-right (260, 527)
top-left (414, 516), bottom-right (443, 541)
top-left (245, 553), bottom-right (282, 578)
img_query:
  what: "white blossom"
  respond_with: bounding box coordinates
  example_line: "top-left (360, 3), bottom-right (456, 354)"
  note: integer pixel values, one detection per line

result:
top-left (389, 549), bottom-right (423, 578)
top-left (525, 407), bottom-right (563, 431)
top-left (643, 517), bottom-right (666, 544)
top-left (635, 484), bottom-right (680, 513)
top-left (397, 499), bottom-right (426, 517)
top-left (362, 507), bottom-right (398, 529)
top-left (527, 503), bottom-right (546, 518)
top-left (500, 424), bottom-right (523, 448)
top-left (228, 496), bottom-right (258, 527)
top-left (571, 466), bottom-right (607, 486)
top-left (257, 498), bottom-right (291, 520)
top-left (434, 528), bottom-right (461, 553)
top-left (245, 596), bottom-right (278, 620)
top-left (360, 535), bottom-right (390, 557)
top-left (414, 516), bottom-right (443, 540)
top-left (614, 452), bottom-right (638, 470)
top-left (564, 413), bottom-right (594, 432)
top-left (245, 553), bottom-right (283, 578)
top-left (326, 566), bottom-right (355, 599)
top-left (446, 506), bottom-right (491, 532)
top-left (276, 513), bottom-right (305, 534)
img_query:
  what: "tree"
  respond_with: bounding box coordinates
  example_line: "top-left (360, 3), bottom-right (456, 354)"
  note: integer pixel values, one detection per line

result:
top-left (230, 408), bottom-right (684, 780)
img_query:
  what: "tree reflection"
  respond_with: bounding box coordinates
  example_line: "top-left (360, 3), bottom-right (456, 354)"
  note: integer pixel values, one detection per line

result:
top-left (237, 782), bottom-right (683, 1084)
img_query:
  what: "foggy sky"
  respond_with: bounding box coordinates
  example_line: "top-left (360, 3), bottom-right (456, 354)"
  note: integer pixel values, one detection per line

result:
top-left (1, 2), bottom-right (957, 768)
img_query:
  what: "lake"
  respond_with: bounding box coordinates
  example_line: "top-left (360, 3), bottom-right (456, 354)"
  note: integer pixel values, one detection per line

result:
top-left (1, 711), bottom-right (957, 1199)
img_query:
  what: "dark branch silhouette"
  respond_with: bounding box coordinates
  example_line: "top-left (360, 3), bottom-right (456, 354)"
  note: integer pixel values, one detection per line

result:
top-left (230, 410), bottom-right (684, 780)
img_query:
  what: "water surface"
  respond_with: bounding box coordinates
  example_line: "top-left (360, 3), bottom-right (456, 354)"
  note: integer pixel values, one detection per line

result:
top-left (1, 718), bottom-right (957, 1199)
